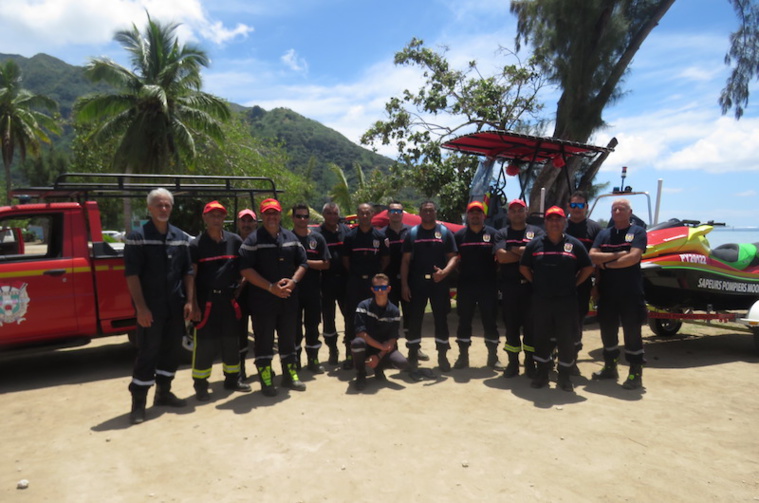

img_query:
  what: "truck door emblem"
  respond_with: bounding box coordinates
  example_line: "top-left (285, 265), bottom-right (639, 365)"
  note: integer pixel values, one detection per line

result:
top-left (0, 283), bottom-right (30, 326)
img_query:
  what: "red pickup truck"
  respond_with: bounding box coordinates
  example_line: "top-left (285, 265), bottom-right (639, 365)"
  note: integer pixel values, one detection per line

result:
top-left (0, 173), bottom-right (278, 352)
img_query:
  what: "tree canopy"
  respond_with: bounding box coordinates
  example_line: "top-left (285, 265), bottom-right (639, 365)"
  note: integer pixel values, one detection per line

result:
top-left (361, 38), bottom-right (546, 220)
top-left (510, 0), bottom-right (759, 209)
top-left (0, 59), bottom-right (61, 203)
top-left (74, 14), bottom-right (230, 175)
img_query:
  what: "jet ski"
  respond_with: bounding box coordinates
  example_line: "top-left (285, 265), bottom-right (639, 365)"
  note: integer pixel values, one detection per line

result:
top-left (641, 218), bottom-right (759, 339)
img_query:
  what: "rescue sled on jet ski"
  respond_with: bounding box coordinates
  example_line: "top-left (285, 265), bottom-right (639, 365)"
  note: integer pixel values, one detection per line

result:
top-left (641, 218), bottom-right (759, 348)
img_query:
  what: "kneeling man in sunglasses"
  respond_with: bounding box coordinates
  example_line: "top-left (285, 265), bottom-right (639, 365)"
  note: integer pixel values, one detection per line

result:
top-left (350, 273), bottom-right (410, 390)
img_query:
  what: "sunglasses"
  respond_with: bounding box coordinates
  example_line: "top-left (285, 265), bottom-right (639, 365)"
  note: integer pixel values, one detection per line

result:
top-left (293, 214), bottom-right (309, 220)
top-left (569, 202), bottom-right (586, 209)
top-left (372, 285), bottom-right (389, 292)
top-left (388, 209), bottom-right (402, 214)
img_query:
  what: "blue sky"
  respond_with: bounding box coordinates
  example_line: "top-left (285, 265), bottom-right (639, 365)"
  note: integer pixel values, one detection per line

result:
top-left (1, 0), bottom-right (757, 227)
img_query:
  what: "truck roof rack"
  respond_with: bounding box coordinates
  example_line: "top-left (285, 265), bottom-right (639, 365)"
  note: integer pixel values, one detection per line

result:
top-left (11, 173), bottom-right (281, 203)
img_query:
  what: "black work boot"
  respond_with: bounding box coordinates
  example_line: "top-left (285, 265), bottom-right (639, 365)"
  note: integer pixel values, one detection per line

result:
top-left (453, 344), bottom-right (469, 369)
top-left (257, 364), bottom-right (277, 397)
top-left (416, 348), bottom-right (431, 361)
top-left (407, 347), bottom-right (419, 369)
top-left (502, 352), bottom-right (520, 378)
top-left (326, 339), bottom-right (339, 366)
top-left (486, 344), bottom-right (505, 371)
top-left (341, 349), bottom-right (354, 370)
top-left (373, 360), bottom-right (387, 382)
top-left (355, 369), bottom-right (367, 391)
top-left (592, 358), bottom-right (619, 380)
top-left (153, 384), bottom-right (186, 407)
top-left (557, 367), bottom-right (574, 392)
top-left (530, 361), bottom-right (551, 389)
top-left (224, 373), bottom-right (252, 392)
top-left (281, 362), bottom-right (307, 391)
top-left (239, 358), bottom-right (248, 382)
top-left (194, 378), bottom-right (211, 402)
top-left (129, 391), bottom-right (147, 425)
top-left (524, 352), bottom-right (537, 379)
top-left (622, 364), bottom-right (643, 390)
top-left (306, 350), bottom-right (325, 374)
top-left (438, 349), bottom-right (451, 372)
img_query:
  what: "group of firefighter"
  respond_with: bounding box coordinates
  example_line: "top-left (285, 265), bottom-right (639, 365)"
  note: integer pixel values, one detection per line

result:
top-left (125, 187), bottom-right (647, 425)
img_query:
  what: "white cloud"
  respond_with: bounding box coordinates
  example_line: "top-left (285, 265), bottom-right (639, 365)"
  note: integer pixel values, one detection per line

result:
top-left (735, 190), bottom-right (757, 197)
top-left (0, 0), bottom-right (251, 56)
top-left (200, 21), bottom-right (253, 45)
top-left (281, 49), bottom-right (308, 74)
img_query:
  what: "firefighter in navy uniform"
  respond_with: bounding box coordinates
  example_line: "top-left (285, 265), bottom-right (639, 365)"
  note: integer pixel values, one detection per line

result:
top-left (351, 273), bottom-right (410, 391)
top-left (494, 199), bottom-right (544, 378)
top-left (189, 201), bottom-right (251, 401)
top-left (291, 203), bottom-right (331, 373)
top-left (590, 198), bottom-right (648, 390)
top-left (317, 202), bottom-right (350, 365)
top-left (564, 191), bottom-right (602, 373)
top-left (235, 208), bottom-right (257, 381)
top-left (520, 206), bottom-right (594, 391)
top-left (401, 200), bottom-right (458, 371)
top-left (452, 201), bottom-right (503, 370)
top-left (124, 188), bottom-right (194, 425)
top-left (342, 203), bottom-right (390, 370)
top-left (239, 198), bottom-right (308, 396)
top-left (382, 200), bottom-right (431, 363)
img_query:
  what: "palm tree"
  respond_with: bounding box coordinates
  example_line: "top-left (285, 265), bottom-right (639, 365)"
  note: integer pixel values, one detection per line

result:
top-left (0, 59), bottom-right (61, 204)
top-left (74, 13), bottom-right (230, 179)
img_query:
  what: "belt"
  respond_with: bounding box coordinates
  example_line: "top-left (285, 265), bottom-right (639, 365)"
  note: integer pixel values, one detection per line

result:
top-left (360, 275), bottom-right (370, 279)
top-left (423, 274), bottom-right (433, 280)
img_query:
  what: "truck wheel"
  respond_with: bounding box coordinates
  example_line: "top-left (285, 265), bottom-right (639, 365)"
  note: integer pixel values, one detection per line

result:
top-left (648, 317), bottom-right (682, 337)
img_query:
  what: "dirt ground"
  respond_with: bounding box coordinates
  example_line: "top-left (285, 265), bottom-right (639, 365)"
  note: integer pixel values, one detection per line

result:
top-left (1, 313), bottom-right (758, 503)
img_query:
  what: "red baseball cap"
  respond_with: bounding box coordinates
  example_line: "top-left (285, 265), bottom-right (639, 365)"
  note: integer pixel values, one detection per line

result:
top-left (203, 200), bottom-right (227, 215)
top-left (259, 198), bottom-right (282, 214)
top-left (238, 209), bottom-right (257, 220)
top-left (545, 206), bottom-right (566, 218)
top-left (508, 199), bottom-right (527, 208)
top-left (466, 201), bottom-right (485, 213)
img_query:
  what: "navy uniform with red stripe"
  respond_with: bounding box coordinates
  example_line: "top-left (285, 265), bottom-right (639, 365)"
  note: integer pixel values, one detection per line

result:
top-left (295, 230), bottom-right (330, 370)
top-left (520, 211), bottom-right (593, 390)
top-left (239, 199), bottom-right (308, 396)
top-left (591, 223), bottom-right (647, 372)
top-left (190, 228), bottom-right (249, 397)
top-left (342, 222), bottom-right (389, 366)
top-left (453, 206), bottom-right (501, 369)
top-left (494, 216), bottom-right (544, 376)
top-left (316, 220), bottom-right (351, 362)
top-left (401, 202), bottom-right (458, 370)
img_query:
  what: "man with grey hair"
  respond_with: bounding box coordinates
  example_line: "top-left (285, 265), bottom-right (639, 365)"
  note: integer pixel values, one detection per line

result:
top-left (589, 198), bottom-right (647, 390)
top-left (124, 188), bottom-right (194, 424)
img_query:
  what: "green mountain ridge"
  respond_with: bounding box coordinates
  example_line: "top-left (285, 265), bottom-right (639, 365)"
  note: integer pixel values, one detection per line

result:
top-left (0, 52), bottom-right (393, 195)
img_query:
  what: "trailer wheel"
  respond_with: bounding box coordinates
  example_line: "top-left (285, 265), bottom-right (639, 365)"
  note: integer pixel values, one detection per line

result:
top-left (648, 317), bottom-right (682, 337)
